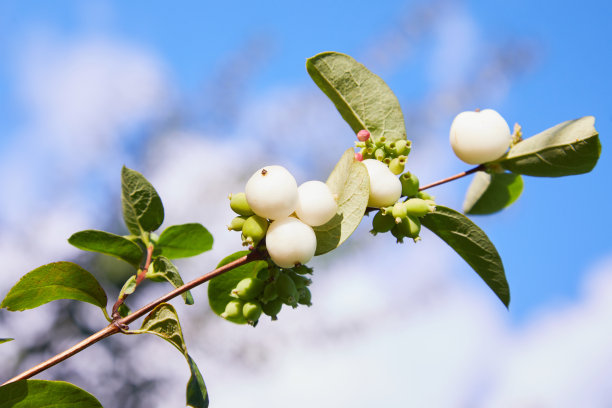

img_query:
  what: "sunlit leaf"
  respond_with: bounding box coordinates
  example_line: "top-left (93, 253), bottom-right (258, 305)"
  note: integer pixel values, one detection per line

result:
top-left (421, 206), bottom-right (509, 307)
top-left (313, 148), bottom-right (370, 255)
top-left (208, 251), bottom-right (267, 325)
top-left (499, 116), bottom-right (600, 177)
top-left (135, 304), bottom-right (208, 408)
top-left (68, 229), bottom-right (143, 266)
top-left (463, 172), bottom-right (523, 215)
top-left (156, 223), bottom-right (213, 259)
top-left (121, 166), bottom-right (164, 235)
top-left (146, 256), bottom-right (194, 305)
top-left (0, 380), bottom-right (102, 408)
top-left (307, 51), bottom-right (407, 142)
top-left (1, 262), bottom-right (107, 312)
top-left (0, 338), bottom-right (14, 345)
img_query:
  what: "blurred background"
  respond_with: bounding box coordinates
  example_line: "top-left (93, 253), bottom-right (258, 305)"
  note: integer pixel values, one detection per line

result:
top-left (0, 1), bottom-right (611, 407)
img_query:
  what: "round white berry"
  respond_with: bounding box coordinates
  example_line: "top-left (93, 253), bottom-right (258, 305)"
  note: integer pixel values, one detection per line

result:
top-left (245, 165), bottom-right (298, 220)
top-left (266, 217), bottom-right (317, 268)
top-left (449, 109), bottom-right (512, 165)
top-left (362, 159), bottom-right (402, 208)
top-left (295, 181), bottom-right (338, 227)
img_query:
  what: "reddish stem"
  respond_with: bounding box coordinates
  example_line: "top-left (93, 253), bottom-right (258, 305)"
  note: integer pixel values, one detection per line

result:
top-left (419, 165), bottom-right (484, 191)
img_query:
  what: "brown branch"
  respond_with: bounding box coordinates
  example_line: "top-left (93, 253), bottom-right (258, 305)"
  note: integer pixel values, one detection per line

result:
top-left (419, 165), bottom-right (484, 191)
top-left (2, 250), bottom-right (264, 385)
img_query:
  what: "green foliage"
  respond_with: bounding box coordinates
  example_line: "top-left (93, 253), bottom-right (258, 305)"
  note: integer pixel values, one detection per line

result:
top-left (421, 206), bottom-right (510, 307)
top-left (121, 166), bottom-right (165, 235)
top-left (146, 256), bottom-right (194, 305)
top-left (208, 251), bottom-right (267, 324)
top-left (0, 338), bottom-right (14, 344)
top-left (133, 303), bottom-right (209, 408)
top-left (156, 223), bottom-right (213, 259)
top-left (313, 148), bottom-right (370, 255)
top-left (68, 229), bottom-right (143, 266)
top-left (499, 116), bottom-right (600, 177)
top-left (1, 262), bottom-right (107, 312)
top-left (463, 172), bottom-right (524, 215)
top-left (0, 380), bottom-right (102, 408)
top-left (306, 51), bottom-right (407, 142)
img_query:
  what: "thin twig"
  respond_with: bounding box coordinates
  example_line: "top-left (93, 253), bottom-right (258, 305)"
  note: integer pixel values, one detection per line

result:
top-left (419, 165), bottom-right (484, 191)
top-left (2, 250), bottom-right (263, 385)
top-left (111, 244), bottom-right (154, 319)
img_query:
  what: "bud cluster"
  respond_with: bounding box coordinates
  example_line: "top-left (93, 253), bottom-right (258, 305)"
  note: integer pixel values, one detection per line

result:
top-left (221, 263), bottom-right (313, 325)
top-left (354, 130), bottom-right (412, 175)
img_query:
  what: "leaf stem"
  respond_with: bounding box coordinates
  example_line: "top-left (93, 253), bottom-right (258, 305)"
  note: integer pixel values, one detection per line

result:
top-left (111, 244), bottom-right (154, 319)
top-left (1, 250), bottom-right (264, 386)
top-left (419, 165), bottom-right (484, 191)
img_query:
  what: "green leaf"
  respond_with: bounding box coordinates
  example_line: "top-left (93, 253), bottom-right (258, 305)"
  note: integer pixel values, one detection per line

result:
top-left (121, 166), bottom-right (165, 235)
top-left (135, 303), bottom-right (209, 408)
top-left (1, 262), bottom-right (107, 312)
top-left (499, 116), bottom-right (600, 177)
top-left (0, 338), bottom-right (14, 344)
top-left (313, 148), bottom-right (370, 255)
top-left (307, 51), bottom-right (407, 142)
top-left (156, 223), bottom-right (213, 259)
top-left (0, 380), bottom-right (103, 408)
top-left (208, 251), bottom-right (267, 324)
top-left (146, 256), bottom-right (194, 305)
top-left (118, 275), bottom-right (137, 298)
top-left (68, 229), bottom-right (143, 266)
top-left (421, 206), bottom-right (510, 307)
top-left (463, 172), bottom-right (524, 215)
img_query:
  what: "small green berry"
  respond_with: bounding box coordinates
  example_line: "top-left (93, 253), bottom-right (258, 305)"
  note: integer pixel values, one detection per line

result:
top-left (228, 215), bottom-right (248, 231)
top-left (276, 273), bottom-right (298, 306)
top-left (243, 301), bottom-right (263, 323)
top-left (375, 148), bottom-right (385, 161)
top-left (262, 298), bottom-right (283, 320)
top-left (371, 210), bottom-right (395, 235)
top-left (232, 277), bottom-right (265, 301)
top-left (242, 215), bottom-right (269, 247)
top-left (221, 300), bottom-right (244, 320)
top-left (404, 198), bottom-right (435, 217)
top-left (392, 202), bottom-right (408, 223)
top-left (398, 215), bottom-right (421, 239)
top-left (297, 287), bottom-right (312, 306)
top-left (388, 157), bottom-right (405, 175)
top-left (400, 172), bottom-right (419, 197)
top-left (261, 282), bottom-right (279, 303)
top-left (286, 270), bottom-right (312, 289)
top-left (394, 140), bottom-right (410, 156)
top-left (229, 192), bottom-right (254, 216)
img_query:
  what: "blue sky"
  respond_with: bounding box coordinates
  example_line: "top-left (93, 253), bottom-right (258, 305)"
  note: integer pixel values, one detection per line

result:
top-left (1, 1), bottom-right (611, 406)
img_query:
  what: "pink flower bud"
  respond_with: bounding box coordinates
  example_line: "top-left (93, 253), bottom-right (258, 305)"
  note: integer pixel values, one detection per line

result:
top-left (354, 152), bottom-right (363, 161)
top-left (357, 129), bottom-right (370, 142)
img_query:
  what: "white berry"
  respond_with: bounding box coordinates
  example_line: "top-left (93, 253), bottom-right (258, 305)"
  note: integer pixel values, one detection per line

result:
top-left (245, 165), bottom-right (298, 220)
top-left (295, 181), bottom-right (338, 227)
top-left (362, 159), bottom-right (402, 208)
top-left (449, 109), bottom-right (512, 165)
top-left (266, 217), bottom-right (317, 268)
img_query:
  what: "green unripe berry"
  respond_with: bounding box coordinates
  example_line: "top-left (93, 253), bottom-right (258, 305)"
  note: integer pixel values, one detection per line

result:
top-left (398, 215), bottom-right (421, 239)
top-left (261, 282), bottom-right (279, 303)
top-left (394, 140), bottom-right (410, 156)
top-left (242, 301), bottom-right (263, 323)
top-left (391, 224), bottom-right (405, 244)
top-left (229, 192), bottom-right (254, 216)
top-left (232, 277), bottom-right (265, 301)
top-left (388, 157), bottom-right (405, 175)
top-left (298, 287), bottom-right (312, 306)
top-left (262, 298), bottom-right (283, 320)
top-left (384, 141), bottom-right (396, 153)
top-left (221, 300), bottom-right (244, 320)
top-left (371, 210), bottom-right (395, 235)
top-left (404, 198), bottom-right (435, 217)
top-left (286, 270), bottom-right (312, 289)
top-left (292, 264), bottom-right (313, 275)
top-left (375, 148), bottom-right (385, 161)
top-left (392, 201), bottom-right (408, 223)
top-left (276, 273), bottom-right (298, 306)
top-left (400, 172), bottom-right (419, 197)
top-left (228, 215), bottom-right (248, 231)
top-left (417, 191), bottom-right (434, 200)
top-left (242, 215), bottom-right (269, 246)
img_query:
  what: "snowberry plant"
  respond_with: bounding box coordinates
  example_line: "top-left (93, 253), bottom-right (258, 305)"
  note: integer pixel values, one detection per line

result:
top-left (0, 51), bottom-right (602, 407)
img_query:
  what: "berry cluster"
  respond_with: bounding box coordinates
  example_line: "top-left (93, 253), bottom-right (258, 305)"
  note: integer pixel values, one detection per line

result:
top-left (354, 130), bottom-right (436, 243)
top-left (221, 263), bottom-right (313, 325)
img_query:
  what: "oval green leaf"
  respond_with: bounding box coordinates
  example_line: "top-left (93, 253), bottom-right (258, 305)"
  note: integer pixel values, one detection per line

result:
top-left (421, 206), bottom-right (510, 307)
top-left (156, 223), bottom-right (213, 259)
top-left (121, 166), bottom-right (165, 235)
top-left (313, 148), bottom-right (370, 255)
top-left (463, 172), bottom-right (524, 215)
top-left (499, 116), bottom-right (600, 177)
top-left (68, 229), bottom-right (143, 266)
top-left (135, 303), bottom-right (209, 408)
top-left (0, 380), bottom-right (103, 408)
top-left (208, 251), bottom-right (267, 324)
top-left (307, 51), bottom-right (407, 142)
top-left (1, 262), bottom-right (107, 311)
top-left (146, 256), bottom-right (194, 305)
top-left (0, 338), bottom-right (14, 345)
